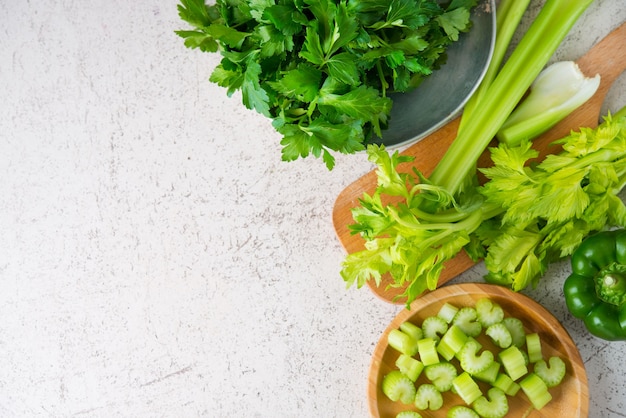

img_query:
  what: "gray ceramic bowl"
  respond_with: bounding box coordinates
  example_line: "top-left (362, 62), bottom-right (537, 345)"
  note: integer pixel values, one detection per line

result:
top-left (372, 0), bottom-right (496, 148)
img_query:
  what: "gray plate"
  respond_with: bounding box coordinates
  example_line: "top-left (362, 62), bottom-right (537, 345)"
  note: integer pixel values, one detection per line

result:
top-left (373, 0), bottom-right (496, 148)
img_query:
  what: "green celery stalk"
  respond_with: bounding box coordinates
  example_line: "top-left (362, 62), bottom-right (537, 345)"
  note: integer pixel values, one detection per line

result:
top-left (459, 0), bottom-right (532, 129)
top-left (429, 0), bottom-right (595, 197)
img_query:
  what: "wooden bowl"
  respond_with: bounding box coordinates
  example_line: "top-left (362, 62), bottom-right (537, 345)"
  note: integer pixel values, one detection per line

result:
top-left (368, 283), bottom-right (588, 418)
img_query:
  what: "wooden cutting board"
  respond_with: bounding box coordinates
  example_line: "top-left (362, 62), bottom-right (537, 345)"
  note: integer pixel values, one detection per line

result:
top-left (332, 21), bottom-right (626, 304)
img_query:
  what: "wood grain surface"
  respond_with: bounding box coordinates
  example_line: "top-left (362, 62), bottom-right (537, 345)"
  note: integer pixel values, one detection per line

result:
top-left (332, 21), bottom-right (626, 305)
top-left (368, 283), bottom-right (589, 418)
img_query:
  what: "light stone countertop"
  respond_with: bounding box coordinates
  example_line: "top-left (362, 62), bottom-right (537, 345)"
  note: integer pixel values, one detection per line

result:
top-left (1, 1), bottom-right (626, 417)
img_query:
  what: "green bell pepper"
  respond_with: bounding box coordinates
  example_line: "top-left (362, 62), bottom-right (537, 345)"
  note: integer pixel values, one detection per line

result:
top-left (563, 229), bottom-right (626, 341)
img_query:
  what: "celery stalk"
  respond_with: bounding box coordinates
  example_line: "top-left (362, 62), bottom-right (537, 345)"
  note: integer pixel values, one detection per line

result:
top-left (459, 0), bottom-right (531, 129)
top-left (428, 0), bottom-right (595, 197)
top-left (497, 61), bottom-right (601, 145)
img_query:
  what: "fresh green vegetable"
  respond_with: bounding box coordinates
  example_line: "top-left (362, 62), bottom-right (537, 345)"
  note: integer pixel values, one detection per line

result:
top-left (424, 362), bottom-right (457, 392)
top-left (447, 405), bottom-right (480, 418)
top-left (501, 317), bottom-right (526, 348)
top-left (396, 412), bottom-right (422, 418)
top-left (453, 307), bottom-right (482, 337)
top-left (534, 356), bottom-right (566, 388)
top-left (475, 298), bottom-right (504, 327)
top-left (496, 61), bottom-right (601, 146)
top-left (471, 387), bottom-right (509, 418)
top-left (396, 354), bottom-right (425, 382)
top-left (525, 333), bottom-right (542, 363)
top-left (340, 0), bottom-right (602, 304)
top-left (388, 329), bottom-right (419, 356)
top-left (418, 337), bottom-right (440, 366)
top-left (176, 0), bottom-right (478, 169)
top-left (519, 373), bottom-right (552, 410)
top-left (493, 373), bottom-right (520, 397)
top-left (437, 324), bottom-right (469, 361)
top-left (459, 338), bottom-right (493, 375)
top-left (498, 346), bottom-right (527, 381)
top-left (485, 323), bottom-right (512, 349)
top-left (563, 229), bottom-right (626, 340)
top-left (383, 370), bottom-right (417, 404)
top-left (452, 372), bottom-right (482, 405)
top-left (438, 302), bottom-right (460, 324)
top-left (414, 383), bottom-right (443, 411)
top-left (400, 321), bottom-right (424, 342)
top-left (382, 298), bottom-right (567, 413)
top-left (428, 0), bottom-right (595, 197)
top-left (422, 315), bottom-right (449, 341)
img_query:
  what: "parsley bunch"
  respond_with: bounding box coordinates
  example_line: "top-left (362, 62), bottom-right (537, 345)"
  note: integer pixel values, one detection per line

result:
top-left (176, 0), bottom-right (476, 169)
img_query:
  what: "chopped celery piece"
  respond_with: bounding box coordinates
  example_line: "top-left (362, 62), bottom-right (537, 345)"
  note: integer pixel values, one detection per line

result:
top-left (425, 362), bottom-right (458, 392)
top-left (453, 307), bottom-right (482, 337)
top-left (418, 338), bottom-right (440, 366)
top-left (520, 373), bottom-right (552, 410)
top-left (526, 333), bottom-right (543, 363)
top-left (502, 317), bottom-right (526, 348)
top-left (475, 298), bottom-right (504, 328)
top-left (534, 356), bottom-right (566, 388)
top-left (396, 354), bottom-right (425, 382)
top-left (459, 338), bottom-right (494, 375)
top-left (472, 361), bottom-right (500, 384)
top-left (493, 373), bottom-right (521, 397)
top-left (447, 405), bottom-right (480, 418)
top-left (486, 323), bottom-right (513, 348)
top-left (414, 384), bottom-right (443, 411)
top-left (452, 372), bottom-right (482, 405)
top-left (472, 387), bottom-right (509, 418)
top-left (438, 302), bottom-right (460, 324)
top-left (396, 412), bottom-right (422, 418)
top-left (438, 324), bottom-right (469, 361)
top-left (400, 321), bottom-right (424, 342)
top-left (388, 329), bottom-right (419, 356)
top-left (422, 316), bottom-right (449, 342)
top-left (498, 346), bottom-right (528, 381)
top-left (497, 61), bottom-right (601, 146)
top-left (382, 371), bottom-right (417, 405)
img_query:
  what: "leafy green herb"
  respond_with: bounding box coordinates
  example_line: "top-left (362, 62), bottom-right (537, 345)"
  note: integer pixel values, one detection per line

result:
top-left (176, 0), bottom-right (476, 169)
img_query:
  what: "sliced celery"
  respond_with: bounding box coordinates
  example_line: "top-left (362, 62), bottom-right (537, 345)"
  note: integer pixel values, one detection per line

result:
top-left (382, 370), bottom-right (417, 404)
top-left (418, 338), bottom-right (440, 366)
top-left (447, 405), bottom-right (480, 418)
top-left (459, 338), bottom-right (494, 375)
top-left (438, 324), bottom-right (469, 361)
top-left (534, 356), bottom-right (566, 388)
top-left (475, 298), bottom-right (504, 328)
top-left (414, 384), bottom-right (443, 411)
top-left (425, 362), bottom-right (458, 392)
top-left (497, 61), bottom-right (601, 146)
top-left (395, 354), bottom-right (425, 382)
top-left (520, 373), bottom-right (553, 410)
top-left (400, 321), bottom-right (424, 342)
top-left (438, 302), bottom-right (460, 324)
top-left (422, 315), bottom-right (449, 342)
top-left (502, 317), bottom-right (526, 348)
top-left (525, 333), bottom-right (543, 363)
top-left (453, 307), bottom-right (482, 337)
top-left (388, 329), bottom-right (419, 357)
top-left (472, 360), bottom-right (500, 385)
top-left (493, 373), bottom-right (521, 397)
top-left (396, 412), bottom-right (422, 418)
top-left (485, 323), bottom-right (512, 349)
top-left (471, 387), bottom-right (509, 418)
top-left (498, 346), bottom-right (528, 381)
top-left (452, 372), bottom-right (483, 405)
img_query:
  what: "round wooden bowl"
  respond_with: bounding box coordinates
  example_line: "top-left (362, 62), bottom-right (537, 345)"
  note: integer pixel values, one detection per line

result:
top-left (368, 283), bottom-right (589, 418)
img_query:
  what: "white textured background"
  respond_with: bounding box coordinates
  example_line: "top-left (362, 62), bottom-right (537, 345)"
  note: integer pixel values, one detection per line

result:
top-left (1, 1), bottom-right (626, 417)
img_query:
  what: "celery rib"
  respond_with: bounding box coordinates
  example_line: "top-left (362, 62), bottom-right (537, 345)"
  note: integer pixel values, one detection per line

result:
top-left (429, 0), bottom-right (595, 197)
